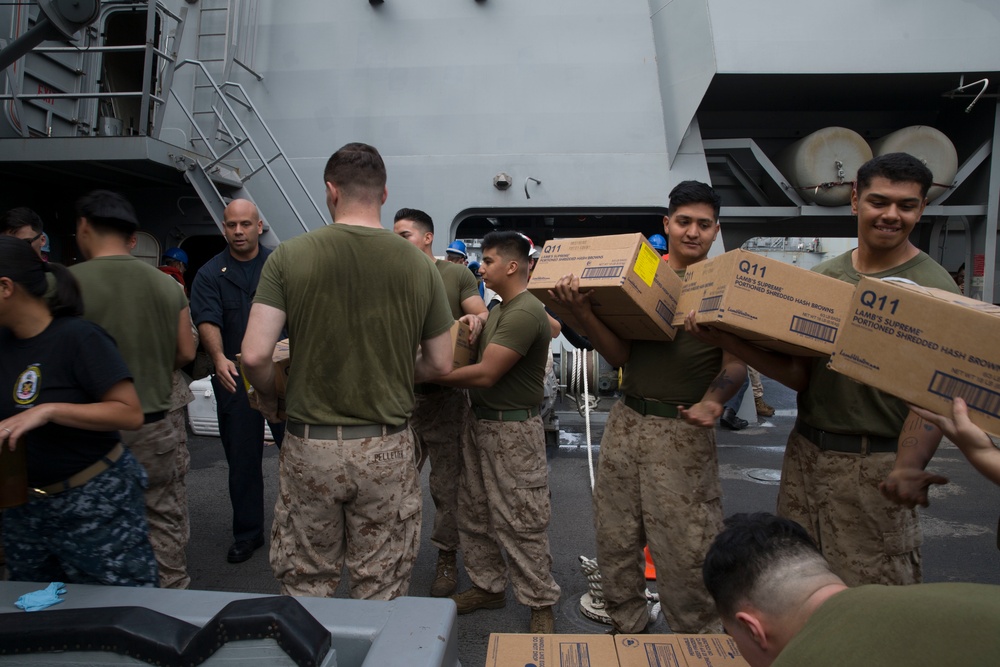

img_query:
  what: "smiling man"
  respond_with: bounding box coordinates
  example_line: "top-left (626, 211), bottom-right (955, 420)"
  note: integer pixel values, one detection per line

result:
top-left (550, 181), bottom-right (747, 634)
top-left (687, 153), bottom-right (959, 589)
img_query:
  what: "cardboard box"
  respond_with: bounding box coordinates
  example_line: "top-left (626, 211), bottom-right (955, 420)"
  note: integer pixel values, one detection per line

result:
top-left (829, 277), bottom-right (1000, 436)
top-left (450, 319), bottom-right (475, 368)
top-left (238, 338), bottom-right (289, 420)
top-left (528, 233), bottom-right (683, 341)
top-left (614, 634), bottom-right (749, 667)
top-left (485, 634), bottom-right (620, 667)
top-left (671, 249), bottom-right (855, 356)
top-left (485, 633), bottom-right (749, 667)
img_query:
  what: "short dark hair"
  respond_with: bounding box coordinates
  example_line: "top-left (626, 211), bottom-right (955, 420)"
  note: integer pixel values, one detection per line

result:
top-left (0, 236), bottom-right (82, 316)
top-left (75, 190), bottom-right (139, 238)
top-left (482, 230), bottom-right (530, 265)
top-left (394, 207), bottom-right (434, 235)
top-left (1, 207), bottom-right (43, 236)
top-left (856, 152), bottom-right (933, 198)
top-left (668, 180), bottom-right (721, 220)
top-left (323, 142), bottom-right (387, 205)
top-left (703, 513), bottom-right (822, 618)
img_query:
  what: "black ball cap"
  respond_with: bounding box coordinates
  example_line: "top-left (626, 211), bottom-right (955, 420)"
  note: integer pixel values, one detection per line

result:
top-left (85, 190), bottom-right (139, 230)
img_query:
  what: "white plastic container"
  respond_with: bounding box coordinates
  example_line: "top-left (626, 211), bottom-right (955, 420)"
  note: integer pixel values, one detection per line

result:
top-left (188, 377), bottom-right (274, 441)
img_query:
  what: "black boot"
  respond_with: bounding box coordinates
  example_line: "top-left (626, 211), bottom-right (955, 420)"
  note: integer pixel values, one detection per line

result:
top-left (720, 407), bottom-right (748, 430)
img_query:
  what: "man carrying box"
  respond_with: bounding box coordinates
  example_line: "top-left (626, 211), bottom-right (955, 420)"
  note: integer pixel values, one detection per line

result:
top-left (688, 153), bottom-right (958, 587)
top-left (550, 181), bottom-right (747, 634)
top-left (242, 143), bottom-right (454, 600)
top-left (393, 207), bottom-right (488, 597)
top-left (190, 199), bottom-right (285, 565)
top-left (435, 230), bottom-right (561, 633)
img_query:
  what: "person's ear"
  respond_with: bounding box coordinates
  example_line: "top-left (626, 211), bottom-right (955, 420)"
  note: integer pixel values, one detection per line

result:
top-left (735, 610), bottom-right (769, 650)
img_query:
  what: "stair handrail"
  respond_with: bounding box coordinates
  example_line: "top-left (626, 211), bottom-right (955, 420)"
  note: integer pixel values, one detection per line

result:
top-left (170, 57), bottom-right (322, 234)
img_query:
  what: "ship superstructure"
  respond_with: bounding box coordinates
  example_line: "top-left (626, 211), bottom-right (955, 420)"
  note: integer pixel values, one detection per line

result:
top-left (1, 0), bottom-right (997, 299)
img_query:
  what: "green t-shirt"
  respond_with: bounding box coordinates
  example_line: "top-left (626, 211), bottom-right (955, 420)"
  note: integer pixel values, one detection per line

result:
top-left (70, 255), bottom-right (188, 412)
top-left (436, 259), bottom-right (481, 319)
top-left (774, 583), bottom-right (1000, 667)
top-left (254, 224), bottom-right (453, 426)
top-left (619, 332), bottom-right (723, 406)
top-left (800, 249), bottom-right (959, 437)
top-left (618, 267), bottom-right (723, 405)
top-left (469, 290), bottom-right (550, 411)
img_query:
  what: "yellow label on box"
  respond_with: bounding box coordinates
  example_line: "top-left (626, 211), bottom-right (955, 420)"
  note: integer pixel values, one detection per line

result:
top-left (633, 243), bottom-right (659, 287)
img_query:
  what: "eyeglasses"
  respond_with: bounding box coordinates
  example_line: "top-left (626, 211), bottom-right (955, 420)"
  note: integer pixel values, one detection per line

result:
top-left (26, 231), bottom-right (43, 244)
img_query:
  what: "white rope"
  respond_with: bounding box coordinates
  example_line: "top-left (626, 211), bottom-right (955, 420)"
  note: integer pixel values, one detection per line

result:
top-left (568, 347), bottom-right (597, 492)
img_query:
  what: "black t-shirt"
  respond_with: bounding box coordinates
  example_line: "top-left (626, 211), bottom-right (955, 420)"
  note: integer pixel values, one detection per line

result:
top-left (1, 317), bottom-right (133, 487)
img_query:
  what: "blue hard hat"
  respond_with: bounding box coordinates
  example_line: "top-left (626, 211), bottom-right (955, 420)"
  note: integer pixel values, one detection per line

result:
top-left (648, 234), bottom-right (667, 252)
top-left (468, 261), bottom-right (480, 274)
top-left (446, 239), bottom-right (468, 258)
top-left (163, 247), bottom-right (189, 265)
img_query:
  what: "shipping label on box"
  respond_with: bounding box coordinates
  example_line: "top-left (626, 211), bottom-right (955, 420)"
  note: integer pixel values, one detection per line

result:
top-left (450, 319), bottom-right (475, 368)
top-left (671, 249), bottom-right (854, 356)
top-left (615, 634), bottom-right (749, 667)
top-left (829, 276), bottom-right (1000, 436)
top-left (528, 233), bottom-right (683, 341)
top-left (238, 338), bottom-right (289, 420)
top-left (486, 633), bottom-right (619, 667)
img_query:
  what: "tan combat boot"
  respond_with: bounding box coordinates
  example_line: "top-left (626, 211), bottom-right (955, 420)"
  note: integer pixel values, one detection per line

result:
top-left (430, 549), bottom-right (458, 597)
top-left (755, 396), bottom-right (775, 417)
top-left (450, 586), bottom-right (506, 614)
top-left (529, 606), bottom-right (555, 633)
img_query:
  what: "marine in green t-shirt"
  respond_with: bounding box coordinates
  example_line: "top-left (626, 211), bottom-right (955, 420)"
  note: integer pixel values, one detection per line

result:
top-left (549, 181), bottom-right (747, 635)
top-left (690, 154), bottom-right (963, 589)
top-left (241, 142), bottom-right (457, 603)
top-left (392, 207), bottom-right (489, 598)
top-left (703, 513), bottom-right (1000, 667)
top-left (435, 230), bottom-right (562, 632)
top-left (69, 189), bottom-right (197, 590)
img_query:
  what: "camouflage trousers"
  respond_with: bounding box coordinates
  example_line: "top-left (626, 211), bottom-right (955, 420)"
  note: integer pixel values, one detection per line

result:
top-left (270, 429), bottom-right (422, 600)
top-left (3, 449), bottom-right (158, 587)
top-left (458, 415), bottom-right (560, 608)
top-left (748, 367), bottom-right (764, 399)
top-left (411, 387), bottom-right (471, 552)
top-left (594, 400), bottom-right (723, 634)
top-left (778, 429), bottom-right (921, 587)
top-left (121, 412), bottom-right (190, 589)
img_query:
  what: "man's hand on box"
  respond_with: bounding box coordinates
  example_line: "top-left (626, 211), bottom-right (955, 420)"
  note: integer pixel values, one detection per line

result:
top-left (459, 314), bottom-right (483, 345)
top-left (683, 311), bottom-right (736, 350)
top-left (549, 274), bottom-right (594, 315)
top-left (214, 358), bottom-right (240, 394)
top-left (879, 467), bottom-right (949, 508)
top-left (679, 400), bottom-right (723, 429)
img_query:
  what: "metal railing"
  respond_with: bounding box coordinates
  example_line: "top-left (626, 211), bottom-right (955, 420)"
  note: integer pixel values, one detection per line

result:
top-left (169, 58), bottom-right (324, 233)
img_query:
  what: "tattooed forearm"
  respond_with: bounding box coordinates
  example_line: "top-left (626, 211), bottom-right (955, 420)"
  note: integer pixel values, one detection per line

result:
top-left (709, 370), bottom-right (735, 393)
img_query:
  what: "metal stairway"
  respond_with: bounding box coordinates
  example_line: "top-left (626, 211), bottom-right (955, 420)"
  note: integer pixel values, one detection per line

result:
top-left (168, 0), bottom-right (323, 244)
top-left (167, 56), bottom-right (324, 246)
